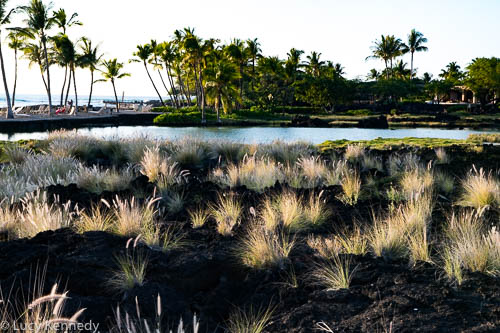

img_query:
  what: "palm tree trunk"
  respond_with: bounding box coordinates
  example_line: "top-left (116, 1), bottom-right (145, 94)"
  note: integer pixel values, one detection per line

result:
top-left (384, 60), bottom-right (389, 80)
top-left (112, 79), bottom-right (119, 113)
top-left (199, 68), bottom-right (205, 123)
top-left (40, 67), bottom-right (48, 93)
top-left (166, 66), bottom-right (179, 108)
top-left (144, 61), bottom-right (165, 106)
top-left (72, 66), bottom-right (78, 115)
top-left (60, 65), bottom-right (67, 107)
top-left (216, 94), bottom-right (221, 123)
top-left (0, 38), bottom-right (13, 119)
top-left (410, 52), bottom-right (414, 80)
top-left (88, 70), bottom-right (94, 109)
top-left (12, 48), bottom-right (18, 109)
top-left (65, 69), bottom-right (72, 106)
top-left (158, 70), bottom-right (174, 107)
top-left (42, 36), bottom-right (53, 116)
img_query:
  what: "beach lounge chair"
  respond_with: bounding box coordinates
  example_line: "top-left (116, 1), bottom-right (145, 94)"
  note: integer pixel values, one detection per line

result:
top-left (89, 106), bottom-right (109, 115)
top-left (68, 106), bottom-right (76, 115)
top-left (142, 105), bottom-right (152, 112)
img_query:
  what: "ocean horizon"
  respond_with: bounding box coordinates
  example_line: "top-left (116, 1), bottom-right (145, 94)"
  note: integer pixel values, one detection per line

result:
top-left (0, 94), bottom-right (161, 108)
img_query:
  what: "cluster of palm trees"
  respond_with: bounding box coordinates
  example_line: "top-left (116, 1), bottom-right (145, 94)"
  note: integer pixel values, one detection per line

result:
top-left (367, 29), bottom-right (428, 80)
top-left (0, 0), bottom-right (129, 119)
top-left (132, 28), bottom-right (351, 120)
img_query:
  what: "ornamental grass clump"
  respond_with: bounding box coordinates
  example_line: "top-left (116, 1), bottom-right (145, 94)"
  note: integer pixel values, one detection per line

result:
top-left (324, 160), bottom-right (349, 186)
top-left (344, 144), bottom-right (365, 163)
top-left (302, 192), bottom-right (331, 228)
top-left (399, 165), bottom-right (434, 200)
top-left (75, 203), bottom-right (114, 233)
top-left (112, 295), bottom-right (200, 333)
top-left (297, 156), bottom-right (327, 188)
top-left (109, 236), bottom-right (149, 291)
top-left (210, 194), bottom-right (242, 236)
top-left (76, 165), bottom-right (134, 194)
top-left (139, 146), bottom-right (170, 182)
top-left (313, 254), bottom-right (356, 290)
top-left (460, 167), bottom-right (499, 209)
top-left (212, 155), bottom-right (284, 192)
top-left (226, 305), bottom-right (274, 333)
top-left (188, 206), bottom-right (210, 228)
top-left (434, 147), bottom-right (450, 164)
top-left (16, 154), bottom-right (80, 187)
top-left (334, 226), bottom-right (368, 255)
top-left (3, 145), bottom-right (33, 164)
top-left (111, 196), bottom-right (159, 238)
top-left (443, 209), bottom-right (500, 278)
top-left (369, 212), bottom-right (408, 261)
top-left (237, 226), bottom-right (295, 269)
top-left (2, 283), bottom-right (86, 333)
top-left (17, 191), bottom-right (76, 239)
top-left (339, 169), bottom-right (361, 205)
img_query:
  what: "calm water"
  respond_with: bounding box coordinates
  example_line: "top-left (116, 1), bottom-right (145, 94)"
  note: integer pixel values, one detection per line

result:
top-left (0, 94), bottom-right (160, 108)
top-left (1, 126), bottom-right (498, 143)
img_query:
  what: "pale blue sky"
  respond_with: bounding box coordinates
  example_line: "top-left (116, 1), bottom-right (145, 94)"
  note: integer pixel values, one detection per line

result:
top-left (3, 0), bottom-right (500, 97)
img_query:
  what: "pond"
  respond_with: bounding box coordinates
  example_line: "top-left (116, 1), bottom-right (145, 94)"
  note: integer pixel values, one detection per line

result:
top-left (1, 126), bottom-right (499, 143)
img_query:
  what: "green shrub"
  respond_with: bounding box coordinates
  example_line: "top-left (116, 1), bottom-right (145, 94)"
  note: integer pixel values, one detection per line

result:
top-left (345, 109), bottom-right (373, 116)
top-left (390, 109), bottom-right (398, 116)
top-left (152, 106), bottom-right (177, 113)
top-left (446, 105), bottom-right (467, 113)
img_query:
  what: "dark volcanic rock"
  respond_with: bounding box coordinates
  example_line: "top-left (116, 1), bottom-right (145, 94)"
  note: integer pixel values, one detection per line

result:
top-left (358, 115), bottom-right (389, 129)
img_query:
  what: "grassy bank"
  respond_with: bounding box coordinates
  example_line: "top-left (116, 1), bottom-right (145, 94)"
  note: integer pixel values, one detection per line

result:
top-left (152, 106), bottom-right (500, 129)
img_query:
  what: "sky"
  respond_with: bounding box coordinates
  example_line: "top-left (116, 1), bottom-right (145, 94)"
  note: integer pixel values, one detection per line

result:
top-left (2, 0), bottom-right (500, 98)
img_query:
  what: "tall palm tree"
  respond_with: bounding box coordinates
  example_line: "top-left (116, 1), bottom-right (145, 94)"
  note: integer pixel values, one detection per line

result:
top-left (0, 0), bottom-right (15, 118)
top-left (245, 38), bottom-right (261, 89)
top-left (439, 62), bottom-right (463, 82)
top-left (98, 58), bottom-right (130, 113)
top-left (225, 39), bottom-right (246, 101)
top-left (15, 0), bottom-right (55, 115)
top-left (158, 41), bottom-right (180, 108)
top-left (53, 8), bottom-right (81, 107)
top-left (53, 34), bottom-right (79, 113)
top-left (393, 60), bottom-right (410, 79)
top-left (305, 51), bottom-right (324, 77)
top-left (7, 31), bottom-right (24, 108)
top-left (131, 43), bottom-right (165, 106)
top-left (150, 39), bottom-right (175, 107)
top-left (183, 32), bottom-right (207, 120)
top-left (367, 68), bottom-right (380, 81)
top-left (285, 48), bottom-right (304, 82)
top-left (21, 41), bottom-right (50, 91)
top-left (367, 35), bottom-right (403, 79)
top-left (52, 8), bottom-right (81, 33)
top-left (79, 37), bottom-right (101, 109)
top-left (401, 29), bottom-right (428, 79)
top-left (204, 58), bottom-right (241, 122)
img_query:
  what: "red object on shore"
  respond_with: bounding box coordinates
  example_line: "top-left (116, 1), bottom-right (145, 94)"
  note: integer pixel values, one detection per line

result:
top-left (56, 107), bottom-right (66, 115)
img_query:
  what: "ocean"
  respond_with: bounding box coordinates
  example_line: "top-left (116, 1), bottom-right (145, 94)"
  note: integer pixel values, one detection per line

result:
top-left (0, 94), bottom-right (161, 108)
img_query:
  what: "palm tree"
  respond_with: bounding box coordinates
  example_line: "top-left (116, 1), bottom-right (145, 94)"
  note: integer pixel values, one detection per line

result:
top-left (305, 51), bottom-right (324, 77)
top-left (367, 68), bottom-right (380, 81)
top-left (0, 0), bottom-right (15, 118)
top-left (401, 29), bottom-right (428, 79)
top-left (393, 60), bottom-right (410, 79)
top-left (150, 40), bottom-right (175, 107)
top-left (245, 38), bottom-right (261, 88)
top-left (158, 41), bottom-right (180, 108)
top-left (98, 58), bottom-right (130, 113)
top-left (79, 37), bottom-right (101, 109)
top-left (15, 0), bottom-right (55, 115)
top-left (225, 39), bottom-right (246, 101)
top-left (367, 35), bottom-right (404, 79)
top-left (21, 41), bottom-right (50, 91)
top-left (7, 31), bottom-right (24, 109)
top-left (52, 8), bottom-right (81, 33)
top-left (53, 8), bottom-right (81, 107)
top-left (204, 58), bottom-right (241, 122)
top-left (131, 43), bottom-right (165, 106)
top-left (53, 34), bottom-right (79, 113)
top-left (422, 72), bottom-right (433, 84)
top-left (285, 48), bottom-right (304, 82)
top-left (182, 32), bottom-right (207, 120)
top-left (439, 62), bottom-right (463, 82)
